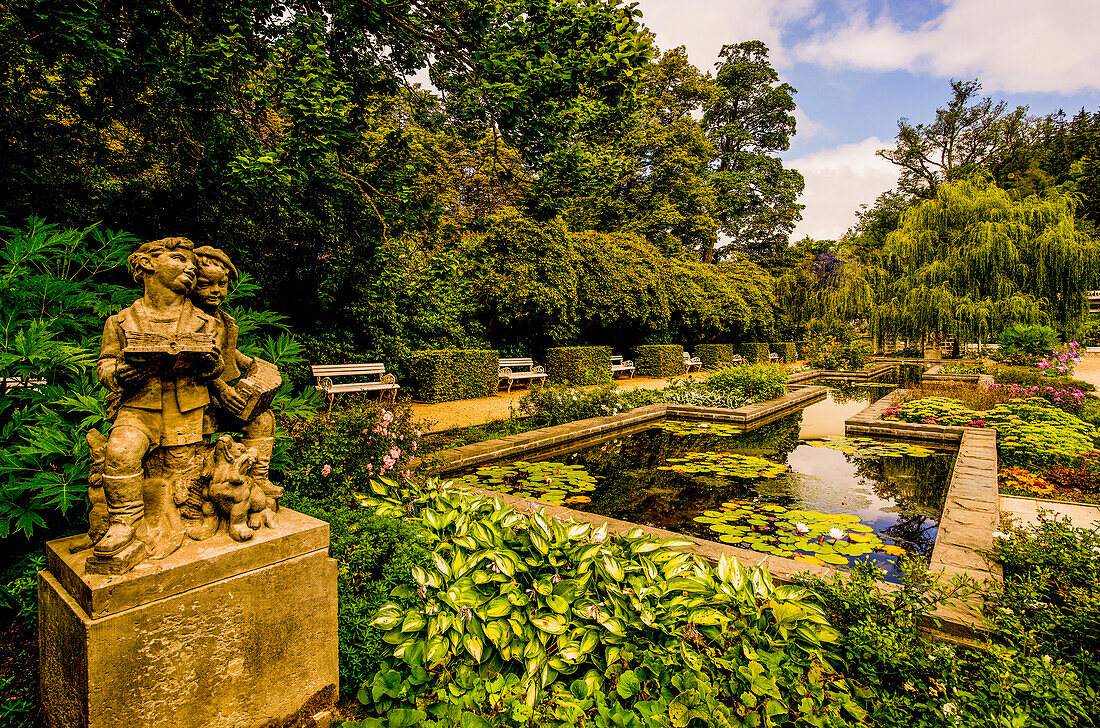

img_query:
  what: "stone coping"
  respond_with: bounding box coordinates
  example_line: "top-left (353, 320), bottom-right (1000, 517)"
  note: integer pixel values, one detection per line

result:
top-left (420, 387), bottom-right (827, 474)
top-left (45, 508), bottom-right (330, 619)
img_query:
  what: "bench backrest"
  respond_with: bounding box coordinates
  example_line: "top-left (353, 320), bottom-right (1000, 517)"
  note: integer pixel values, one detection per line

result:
top-left (610, 355), bottom-right (623, 364)
top-left (312, 363), bottom-right (387, 378)
top-left (498, 357), bottom-right (536, 369)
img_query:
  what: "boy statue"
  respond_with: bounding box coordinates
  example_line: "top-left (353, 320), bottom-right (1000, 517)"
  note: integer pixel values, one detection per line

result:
top-left (92, 237), bottom-right (223, 571)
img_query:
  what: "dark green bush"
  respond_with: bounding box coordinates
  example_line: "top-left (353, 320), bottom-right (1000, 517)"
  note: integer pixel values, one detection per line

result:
top-left (634, 344), bottom-right (686, 377)
top-left (545, 345), bottom-right (612, 385)
top-left (799, 556), bottom-right (1096, 728)
top-left (795, 340), bottom-right (809, 360)
top-left (773, 341), bottom-right (797, 363)
top-left (281, 492), bottom-right (430, 692)
top-left (704, 362), bottom-right (787, 402)
top-left (997, 323), bottom-right (1060, 365)
top-left (740, 342), bottom-right (771, 363)
top-left (404, 349), bottom-right (498, 403)
top-left (694, 343), bottom-right (736, 369)
top-left (517, 385), bottom-right (638, 425)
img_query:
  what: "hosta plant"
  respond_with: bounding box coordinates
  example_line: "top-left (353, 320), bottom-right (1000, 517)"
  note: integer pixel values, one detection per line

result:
top-left (351, 477), bottom-right (869, 728)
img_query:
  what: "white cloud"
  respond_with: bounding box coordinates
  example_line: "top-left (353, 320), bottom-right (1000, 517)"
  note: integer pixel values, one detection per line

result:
top-left (793, 107), bottom-right (823, 139)
top-left (788, 137), bottom-right (898, 241)
top-left (635, 0), bottom-right (816, 71)
top-left (794, 0), bottom-right (1100, 94)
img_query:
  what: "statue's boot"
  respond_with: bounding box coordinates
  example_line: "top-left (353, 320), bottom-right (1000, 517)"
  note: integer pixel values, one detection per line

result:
top-left (94, 472), bottom-right (145, 557)
top-left (242, 435), bottom-right (282, 503)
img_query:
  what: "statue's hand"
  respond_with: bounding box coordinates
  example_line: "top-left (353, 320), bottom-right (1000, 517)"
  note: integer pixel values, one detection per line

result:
top-left (115, 360), bottom-right (155, 386)
top-left (194, 349), bottom-right (224, 380)
top-left (218, 385), bottom-right (247, 414)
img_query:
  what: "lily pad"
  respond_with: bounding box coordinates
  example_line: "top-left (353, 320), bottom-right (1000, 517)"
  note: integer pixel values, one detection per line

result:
top-left (453, 461), bottom-right (599, 504)
top-left (658, 421), bottom-right (745, 437)
top-left (657, 452), bottom-right (787, 479)
top-left (688, 498), bottom-right (910, 568)
top-left (806, 437), bottom-right (934, 458)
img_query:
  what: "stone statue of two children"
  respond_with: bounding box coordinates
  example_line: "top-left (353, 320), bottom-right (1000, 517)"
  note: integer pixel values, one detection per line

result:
top-left (80, 237), bottom-right (283, 575)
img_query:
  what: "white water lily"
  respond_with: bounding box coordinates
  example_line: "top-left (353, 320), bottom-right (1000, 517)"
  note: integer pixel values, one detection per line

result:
top-left (942, 702), bottom-right (957, 717)
top-left (829, 527), bottom-right (844, 540)
top-left (795, 522), bottom-right (810, 535)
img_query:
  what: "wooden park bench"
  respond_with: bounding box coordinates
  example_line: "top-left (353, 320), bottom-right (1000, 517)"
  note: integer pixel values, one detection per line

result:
top-left (498, 357), bottom-right (547, 393)
top-left (768, 352), bottom-right (780, 363)
top-left (683, 352), bottom-right (702, 372)
top-left (0, 376), bottom-right (46, 395)
top-left (311, 363), bottom-right (399, 407)
top-left (610, 355), bottom-right (636, 379)
top-left (726, 354), bottom-right (744, 367)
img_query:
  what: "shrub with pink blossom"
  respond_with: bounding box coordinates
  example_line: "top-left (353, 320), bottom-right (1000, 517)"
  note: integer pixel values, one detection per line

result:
top-left (988, 381), bottom-right (1088, 412)
top-left (278, 402), bottom-right (422, 501)
top-left (1036, 341), bottom-right (1083, 376)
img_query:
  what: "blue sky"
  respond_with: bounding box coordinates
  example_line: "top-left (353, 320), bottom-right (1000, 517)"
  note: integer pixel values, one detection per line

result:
top-left (634, 0), bottom-right (1100, 240)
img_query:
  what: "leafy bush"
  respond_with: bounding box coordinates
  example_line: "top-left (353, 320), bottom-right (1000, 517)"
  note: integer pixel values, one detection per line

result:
top-left (516, 386), bottom-right (637, 426)
top-left (633, 344), bottom-right (685, 377)
top-left (693, 343), bottom-right (736, 369)
top-left (798, 557), bottom-right (1095, 728)
top-left (773, 342), bottom-right (797, 363)
top-left (996, 323), bottom-right (1060, 365)
top-left (545, 346), bottom-right (613, 386)
top-left (739, 342), bottom-right (770, 363)
top-left (280, 402), bottom-right (422, 500)
top-left (282, 492), bottom-right (430, 692)
top-left (989, 365), bottom-right (1095, 391)
top-left (704, 363), bottom-right (786, 402)
top-left (405, 349), bottom-right (499, 403)
top-left (804, 335), bottom-right (872, 371)
top-left (351, 478), bottom-right (868, 728)
top-left (992, 515), bottom-right (1100, 698)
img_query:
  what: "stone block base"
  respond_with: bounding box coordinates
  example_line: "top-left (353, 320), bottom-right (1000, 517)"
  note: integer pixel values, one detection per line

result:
top-left (39, 509), bottom-right (338, 728)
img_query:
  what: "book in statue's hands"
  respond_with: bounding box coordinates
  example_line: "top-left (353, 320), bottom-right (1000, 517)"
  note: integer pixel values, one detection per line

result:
top-left (233, 357), bottom-right (282, 420)
top-left (122, 332), bottom-right (218, 373)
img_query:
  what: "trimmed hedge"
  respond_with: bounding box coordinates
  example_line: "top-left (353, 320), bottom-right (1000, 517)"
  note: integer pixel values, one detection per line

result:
top-left (773, 342), bottom-right (797, 363)
top-left (405, 349), bottom-right (498, 403)
top-left (741, 342), bottom-right (771, 363)
top-left (635, 344), bottom-right (687, 377)
top-left (795, 341), bottom-right (809, 360)
top-left (546, 346), bottom-right (613, 385)
top-left (695, 344), bottom-right (737, 369)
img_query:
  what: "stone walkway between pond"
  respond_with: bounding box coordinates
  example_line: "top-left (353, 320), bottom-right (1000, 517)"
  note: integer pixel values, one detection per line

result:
top-left (407, 373), bottom-right (712, 433)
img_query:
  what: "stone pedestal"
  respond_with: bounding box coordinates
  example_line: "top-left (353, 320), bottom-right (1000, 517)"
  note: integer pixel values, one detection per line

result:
top-left (39, 509), bottom-right (339, 728)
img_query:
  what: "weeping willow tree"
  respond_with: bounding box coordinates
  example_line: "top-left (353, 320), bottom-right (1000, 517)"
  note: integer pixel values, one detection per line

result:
top-left (873, 177), bottom-right (1100, 347)
top-left (775, 241), bottom-right (876, 338)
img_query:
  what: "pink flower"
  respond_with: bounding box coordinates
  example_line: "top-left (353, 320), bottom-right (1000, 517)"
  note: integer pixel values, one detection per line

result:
top-left (321, 464), bottom-right (331, 477)
top-left (414, 429), bottom-right (422, 437)
top-left (366, 463), bottom-right (373, 471)
top-left (389, 446), bottom-right (401, 459)
top-left (411, 441), bottom-right (417, 451)
top-left (402, 470), bottom-right (411, 480)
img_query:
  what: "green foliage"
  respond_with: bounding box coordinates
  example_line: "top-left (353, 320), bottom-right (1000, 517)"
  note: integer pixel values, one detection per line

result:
top-left (406, 350), bottom-right (499, 404)
top-left (739, 342), bottom-right (771, 364)
top-left (773, 342), bottom-right (797, 363)
top-left (804, 335), bottom-right (872, 371)
top-left (353, 477), bottom-right (868, 728)
top-left (282, 492), bottom-right (430, 692)
top-left (807, 438), bottom-right (934, 458)
top-left (279, 403), bottom-right (422, 501)
top-left (658, 453), bottom-right (787, 479)
top-left (704, 363), bottom-right (786, 402)
top-left (874, 177), bottom-right (1100, 344)
top-left (996, 324), bottom-right (1061, 365)
top-left (516, 386), bottom-right (635, 427)
top-left (992, 514), bottom-right (1100, 696)
top-left (545, 347), bottom-right (612, 386)
top-left (799, 555), bottom-right (1094, 728)
top-left (987, 365), bottom-right (1095, 392)
top-left (693, 344), bottom-right (736, 369)
top-left (633, 345), bottom-right (686, 378)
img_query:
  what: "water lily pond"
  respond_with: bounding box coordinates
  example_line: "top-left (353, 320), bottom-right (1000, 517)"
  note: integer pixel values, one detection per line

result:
top-left (452, 410), bottom-right (953, 578)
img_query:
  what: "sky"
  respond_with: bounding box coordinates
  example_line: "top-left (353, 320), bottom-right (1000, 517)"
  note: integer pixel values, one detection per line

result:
top-left (633, 0), bottom-right (1100, 241)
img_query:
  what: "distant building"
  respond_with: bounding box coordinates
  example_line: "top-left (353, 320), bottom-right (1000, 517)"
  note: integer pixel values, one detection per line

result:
top-left (1089, 291), bottom-right (1100, 316)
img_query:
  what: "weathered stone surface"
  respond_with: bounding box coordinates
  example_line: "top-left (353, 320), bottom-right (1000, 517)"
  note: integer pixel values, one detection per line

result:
top-left (39, 508), bottom-right (337, 728)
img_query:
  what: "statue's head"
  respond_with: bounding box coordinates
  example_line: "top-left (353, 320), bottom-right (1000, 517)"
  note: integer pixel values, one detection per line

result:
top-left (128, 237), bottom-right (197, 294)
top-left (191, 246), bottom-right (238, 312)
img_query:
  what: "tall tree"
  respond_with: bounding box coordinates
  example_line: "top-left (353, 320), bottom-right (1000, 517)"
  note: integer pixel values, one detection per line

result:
top-left (878, 79), bottom-right (1029, 197)
top-left (874, 177), bottom-right (1100, 346)
top-left (702, 41), bottom-right (803, 267)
